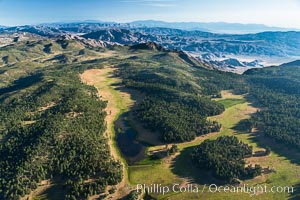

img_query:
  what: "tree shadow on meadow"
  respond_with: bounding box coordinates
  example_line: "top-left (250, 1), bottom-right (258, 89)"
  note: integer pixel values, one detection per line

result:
top-left (233, 118), bottom-right (300, 166)
top-left (35, 184), bottom-right (66, 200)
top-left (170, 146), bottom-right (226, 185)
top-left (289, 183), bottom-right (300, 200)
top-left (232, 94), bottom-right (300, 166)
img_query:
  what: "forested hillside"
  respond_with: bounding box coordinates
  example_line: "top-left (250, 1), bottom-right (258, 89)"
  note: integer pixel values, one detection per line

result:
top-left (0, 40), bottom-right (122, 200)
top-left (116, 44), bottom-right (249, 142)
top-left (245, 64), bottom-right (300, 149)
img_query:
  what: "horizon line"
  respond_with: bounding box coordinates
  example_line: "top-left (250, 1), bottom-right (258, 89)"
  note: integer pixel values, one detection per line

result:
top-left (1, 19), bottom-right (300, 30)
top-left (0, 19), bottom-right (300, 30)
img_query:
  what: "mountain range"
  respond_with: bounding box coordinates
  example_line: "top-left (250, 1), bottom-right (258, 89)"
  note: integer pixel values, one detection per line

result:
top-left (2, 20), bottom-right (299, 34)
top-left (1, 22), bottom-right (300, 72)
top-left (130, 20), bottom-right (300, 34)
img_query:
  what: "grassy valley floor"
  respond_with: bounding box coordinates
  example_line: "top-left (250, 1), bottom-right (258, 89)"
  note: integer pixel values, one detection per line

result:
top-left (80, 67), bottom-right (134, 199)
top-left (78, 64), bottom-right (300, 200)
top-left (128, 91), bottom-right (300, 200)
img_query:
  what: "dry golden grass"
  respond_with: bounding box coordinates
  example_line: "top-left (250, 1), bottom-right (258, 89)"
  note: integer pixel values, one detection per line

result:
top-left (80, 67), bottom-right (135, 199)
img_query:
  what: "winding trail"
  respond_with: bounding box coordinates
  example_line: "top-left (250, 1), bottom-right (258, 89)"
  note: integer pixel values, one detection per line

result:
top-left (80, 67), bottom-right (134, 199)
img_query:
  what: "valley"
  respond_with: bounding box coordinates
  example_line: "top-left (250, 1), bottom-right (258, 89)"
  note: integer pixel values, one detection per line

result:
top-left (77, 49), bottom-right (300, 199)
top-left (0, 29), bottom-right (299, 200)
top-left (127, 91), bottom-right (300, 200)
top-left (77, 56), bottom-right (278, 200)
top-left (81, 67), bottom-right (132, 199)
top-left (80, 65), bottom-right (300, 200)
top-left (1, 0), bottom-right (300, 199)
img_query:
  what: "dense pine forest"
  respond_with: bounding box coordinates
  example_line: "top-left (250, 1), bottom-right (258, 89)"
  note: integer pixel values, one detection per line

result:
top-left (191, 136), bottom-right (262, 183)
top-left (0, 40), bottom-right (122, 200)
top-left (245, 65), bottom-right (300, 149)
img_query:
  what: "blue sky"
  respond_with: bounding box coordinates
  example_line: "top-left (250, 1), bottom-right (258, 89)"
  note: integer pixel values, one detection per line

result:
top-left (1, 0), bottom-right (300, 27)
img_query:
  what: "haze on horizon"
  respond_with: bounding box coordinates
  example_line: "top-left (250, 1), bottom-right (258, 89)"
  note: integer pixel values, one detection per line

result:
top-left (0, 0), bottom-right (300, 28)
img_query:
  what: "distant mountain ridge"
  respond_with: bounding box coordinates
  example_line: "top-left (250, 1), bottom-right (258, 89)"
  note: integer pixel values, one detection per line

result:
top-left (131, 20), bottom-right (299, 34)
top-left (2, 20), bottom-right (299, 34)
top-left (80, 28), bottom-right (300, 57)
top-left (1, 22), bottom-right (300, 73)
top-left (280, 60), bottom-right (300, 67)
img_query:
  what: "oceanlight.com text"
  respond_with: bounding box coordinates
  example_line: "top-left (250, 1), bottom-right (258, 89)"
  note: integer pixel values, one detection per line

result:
top-left (136, 183), bottom-right (294, 196)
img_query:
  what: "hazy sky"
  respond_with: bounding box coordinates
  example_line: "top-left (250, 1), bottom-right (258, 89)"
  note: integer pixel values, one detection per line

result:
top-left (1, 0), bottom-right (300, 27)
